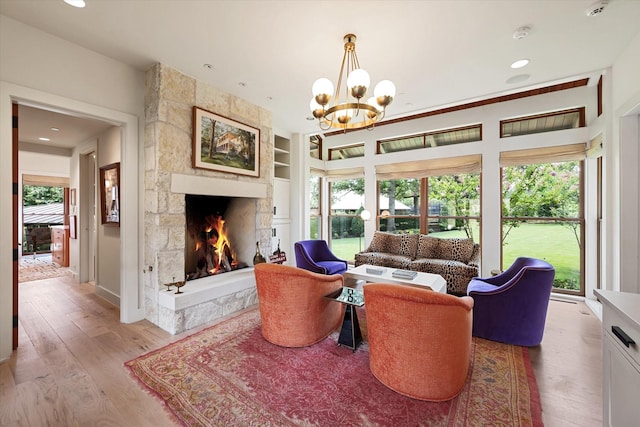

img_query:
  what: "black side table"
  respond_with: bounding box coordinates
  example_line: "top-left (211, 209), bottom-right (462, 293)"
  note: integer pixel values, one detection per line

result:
top-left (324, 287), bottom-right (364, 351)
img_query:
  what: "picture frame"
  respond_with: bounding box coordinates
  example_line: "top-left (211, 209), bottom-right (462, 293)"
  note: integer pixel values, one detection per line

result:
top-left (192, 106), bottom-right (260, 177)
top-left (99, 162), bottom-right (120, 226)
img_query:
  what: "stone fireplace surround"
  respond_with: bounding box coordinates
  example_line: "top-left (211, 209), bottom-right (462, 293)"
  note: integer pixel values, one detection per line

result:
top-left (144, 64), bottom-right (274, 334)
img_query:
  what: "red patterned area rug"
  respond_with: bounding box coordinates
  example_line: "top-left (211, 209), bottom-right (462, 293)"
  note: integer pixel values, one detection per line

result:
top-left (126, 309), bottom-right (542, 426)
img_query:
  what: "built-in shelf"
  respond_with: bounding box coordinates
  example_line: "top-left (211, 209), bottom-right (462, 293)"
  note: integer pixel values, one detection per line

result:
top-left (273, 134), bottom-right (291, 263)
top-left (274, 135), bottom-right (290, 179)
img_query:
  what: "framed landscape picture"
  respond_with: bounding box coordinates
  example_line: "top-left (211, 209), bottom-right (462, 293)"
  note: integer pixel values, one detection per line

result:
top-left (192, 106), bottom-right (260, 177)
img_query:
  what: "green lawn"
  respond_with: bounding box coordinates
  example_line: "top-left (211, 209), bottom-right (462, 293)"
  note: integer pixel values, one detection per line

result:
top-left (330, 222), bottom-right (580, 291)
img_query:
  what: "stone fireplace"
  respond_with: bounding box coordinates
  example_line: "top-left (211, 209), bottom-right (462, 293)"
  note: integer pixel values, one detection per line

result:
top-left (144, 64), bottom-right (273, 334)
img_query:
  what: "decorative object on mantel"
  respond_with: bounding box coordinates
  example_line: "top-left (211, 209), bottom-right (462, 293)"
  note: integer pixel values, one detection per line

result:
top-left (310, 33), bottom-right (396, 131)
top-left (269, 239), bottom-right (287, 264)
top-left (253, 241), bottom-right (266, 265)
top-left (192, 106), bottom-right (260, 177)
top-left (174, 280), bottom-right (186, 294)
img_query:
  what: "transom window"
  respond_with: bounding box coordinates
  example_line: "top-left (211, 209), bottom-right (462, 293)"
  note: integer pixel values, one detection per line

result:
top-left (377, 124), bottom-right (482, 154)
top-left (500, 107), bottom-right (584, 138)
top-left (328, 143), bottom-right (364, 160)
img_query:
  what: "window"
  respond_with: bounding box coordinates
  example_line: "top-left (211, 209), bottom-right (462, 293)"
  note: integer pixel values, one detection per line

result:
top-left (375, 154), bottom-right (482, 243)
top-left (377, 124), bottom-right (482, 154)
top-left (329, 178), bottom-right (365, 261)
top-left (500, 108), bottom-right (584, 138)
top-left (310, 135), bottom-right (322, 159)
top-left (377, 179), bottom-right (421, 234)
top-left (328, 143), bottom-right (364, 160)
top-left (426, 174), bottom-right (480, 243)
top-left (502, 160), bottom-right (584, 294)
top-left (309, 174), bottom-right (321, 239)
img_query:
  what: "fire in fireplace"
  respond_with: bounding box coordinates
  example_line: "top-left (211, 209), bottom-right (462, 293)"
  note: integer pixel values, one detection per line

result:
top-left (185, 195), bottom-right (250, 281)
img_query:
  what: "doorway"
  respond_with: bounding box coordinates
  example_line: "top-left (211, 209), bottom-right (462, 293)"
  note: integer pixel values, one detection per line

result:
top-left (19, 182), bottom-right (70, 283)
top-left (2, 83), bottom-right (142, 356)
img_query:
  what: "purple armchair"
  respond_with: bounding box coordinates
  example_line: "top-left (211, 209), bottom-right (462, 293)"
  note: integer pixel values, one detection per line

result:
top-left (294, 240), bottom-right (348, 275)
top-left (467, 257), bottom-right (555, 346)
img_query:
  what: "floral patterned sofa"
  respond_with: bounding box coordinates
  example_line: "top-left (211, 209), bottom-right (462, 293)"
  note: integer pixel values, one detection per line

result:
top-left (354, 231), bottom-right (480, 295)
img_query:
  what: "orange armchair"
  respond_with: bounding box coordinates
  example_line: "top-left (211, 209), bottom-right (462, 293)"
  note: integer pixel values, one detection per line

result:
top-left (363, 284), bottom-right (474, 401)
top-left (253, 263), bottom-right (345, 347)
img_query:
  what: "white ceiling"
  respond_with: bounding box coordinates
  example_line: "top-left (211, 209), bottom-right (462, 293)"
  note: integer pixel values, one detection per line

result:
top-left (2, 0), bottom-right (640, 144)
top-left (17, 105), bottom-right (114, 151)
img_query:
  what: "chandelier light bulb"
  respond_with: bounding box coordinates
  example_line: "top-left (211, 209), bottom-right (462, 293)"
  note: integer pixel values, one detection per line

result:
top-left (312, 78), bottom-right (333, 106)
top-left (374, 80), bottom-right (396, 108)
top-left (374, 79), bottom-right (396, 98)
top-left (347, 68), bottom-right (370, 99)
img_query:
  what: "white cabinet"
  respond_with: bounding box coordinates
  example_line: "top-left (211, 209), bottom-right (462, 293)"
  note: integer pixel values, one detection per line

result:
top-left (272, 135), bottom-right (292, 264)
top-left (273, 178), bottom-right (290, 219)
top-left (595, 289), bottom-right (640, 427)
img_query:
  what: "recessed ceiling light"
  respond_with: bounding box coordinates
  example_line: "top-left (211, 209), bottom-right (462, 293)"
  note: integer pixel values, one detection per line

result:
top-left (511, 59), bottom-right (529, 69)
top-left (50, 127), bottom-right (60, 131)
top-left (38, 137), bottom-right (51, 141)
top-left (64, 0), bottom-right (86, 8)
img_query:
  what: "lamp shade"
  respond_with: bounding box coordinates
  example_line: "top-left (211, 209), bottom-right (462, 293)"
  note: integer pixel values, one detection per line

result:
top-left (360, 209), bottom-right (372, 221)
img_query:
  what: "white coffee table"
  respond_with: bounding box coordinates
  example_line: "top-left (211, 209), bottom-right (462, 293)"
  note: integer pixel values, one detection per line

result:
top-left (344, 264), bottom-right (447, 294)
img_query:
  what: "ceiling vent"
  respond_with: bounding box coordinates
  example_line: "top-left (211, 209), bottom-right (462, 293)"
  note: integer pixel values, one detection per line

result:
top-left (585, 0), bottom-right (608, 17)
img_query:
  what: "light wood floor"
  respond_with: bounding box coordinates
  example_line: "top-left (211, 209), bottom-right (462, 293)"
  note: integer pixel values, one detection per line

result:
top-left (1, 276), bottom-right (602, 426)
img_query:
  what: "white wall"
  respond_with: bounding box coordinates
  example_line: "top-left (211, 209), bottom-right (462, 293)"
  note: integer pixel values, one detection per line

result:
top-left (96, 126), bottom-right (121, 305)
top-left (0, 15), bottom-right (144, 361)
top-left (610, 31), bottom-right (640, 294)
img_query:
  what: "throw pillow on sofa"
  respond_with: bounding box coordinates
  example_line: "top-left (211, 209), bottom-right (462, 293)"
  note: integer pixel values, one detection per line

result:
top-left (417, 235), bottom-right (441, 259)
top-left (386, 233), bottom-right (419, 259)
top-left (368, 231), bottom-right (389, 253)
top-left (437, 238), bottom-right (475, 264)
top-left (367, 231), bottom-right (419, 259)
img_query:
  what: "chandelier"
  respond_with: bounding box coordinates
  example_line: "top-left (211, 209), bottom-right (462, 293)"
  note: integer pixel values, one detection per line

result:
top-left (310, 34), bottom-right (396, 131)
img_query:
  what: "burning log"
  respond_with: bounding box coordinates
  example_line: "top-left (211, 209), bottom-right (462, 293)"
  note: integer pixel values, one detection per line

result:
top-left (187, 214), bottom-right (239, 281)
